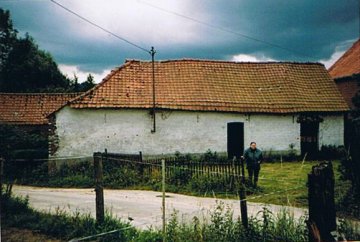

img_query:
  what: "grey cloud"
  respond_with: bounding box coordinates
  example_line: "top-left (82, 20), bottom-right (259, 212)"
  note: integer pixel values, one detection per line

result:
top-left (1, 0), bottom-right (358, 74)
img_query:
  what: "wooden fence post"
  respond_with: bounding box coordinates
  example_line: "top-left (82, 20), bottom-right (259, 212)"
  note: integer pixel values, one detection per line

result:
top-left (161, 159), bottom-right (166, 242)
top-left (308, 161), bottom-right (336, 242)
top-left (239, 156), bottom-right (248, 228)
top-left (94, 152), bottom-right (104, 224)
top-left (139, 151), bottom-right (144, 175)
top-left (0, 157), bottom-right (3, 193)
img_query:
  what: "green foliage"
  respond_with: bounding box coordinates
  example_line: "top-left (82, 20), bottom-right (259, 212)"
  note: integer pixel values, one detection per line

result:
top-left (0, 124), bottom-right (49, 185)
top-left (162, 202), bottom-right (311, 242)
top-left (1, 33), bottom-right (70, 92)
top-left (2, 191), bottom-right (360, 241)
top-left (174, 151), bottom-right (193, 162)
top-left (168, 167), bottom-right (192, 186)
top-left (0, 8), bottom-right (95, 93)
top-left (0, 9), bottom-right (17, 72)
top-left (0, 124), bottom-right (48, 159)
top-left (262, 145), bottom-right (300, 162)
top-left (319, 145), bottom-right (346, 160)
top-left (1, 191), bottom-right (137, 241)
top-left (338, 118), bottom-right (360, 218)
top-left (338, 219), bottom-right (360, 241)
top-left (200, 149), bottom-right (227, 163)
top-left (80, 73), bottom-right (96, 91)
top-left (188, 174), bottom-right (232, 194)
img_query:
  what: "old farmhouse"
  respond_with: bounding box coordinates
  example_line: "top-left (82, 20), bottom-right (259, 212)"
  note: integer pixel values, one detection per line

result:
top-left (51, 59), bottom-right (349, 158)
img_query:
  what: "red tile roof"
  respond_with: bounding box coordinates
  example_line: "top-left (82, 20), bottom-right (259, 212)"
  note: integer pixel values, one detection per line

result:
top-left (329, 39), bottom-right (360, 79)
top-left (0, 93), bottom-right (80, 125)
top-left (335, 77), bottom-right (360, 109)
top-left (70, 59), bottom-right (349, 113)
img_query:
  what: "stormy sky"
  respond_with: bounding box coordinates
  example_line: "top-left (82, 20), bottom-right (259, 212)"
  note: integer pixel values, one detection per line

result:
top-left (1, 0), bottom-right (359, 82)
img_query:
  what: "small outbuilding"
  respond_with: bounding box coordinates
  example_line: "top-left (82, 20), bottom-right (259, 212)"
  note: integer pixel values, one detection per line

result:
top-left (329, 38), bottom-right (360, 147)
top-left (0, 93), bottom-right (79, 157)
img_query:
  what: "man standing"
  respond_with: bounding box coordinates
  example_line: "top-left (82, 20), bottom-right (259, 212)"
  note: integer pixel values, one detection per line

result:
top-left (243, 142), bottom-right (263, 188)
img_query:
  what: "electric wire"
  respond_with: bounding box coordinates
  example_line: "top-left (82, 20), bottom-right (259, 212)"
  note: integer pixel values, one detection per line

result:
top-left (138, 0), bottom-right (316, 60)
top-left (49, 0), bottom-right (151, 54)
top-left (3, 0), bottom-right (317, 59)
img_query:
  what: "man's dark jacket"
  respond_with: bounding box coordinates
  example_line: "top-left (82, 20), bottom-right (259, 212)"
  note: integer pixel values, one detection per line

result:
top-left (243, 148), bottom-right (263, 169)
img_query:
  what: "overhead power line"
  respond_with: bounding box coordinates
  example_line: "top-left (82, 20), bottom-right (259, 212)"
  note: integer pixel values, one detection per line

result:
top-left (138, 0), bottom-right (315, 60)
top-left (49, 0), bottom-right (151, 54)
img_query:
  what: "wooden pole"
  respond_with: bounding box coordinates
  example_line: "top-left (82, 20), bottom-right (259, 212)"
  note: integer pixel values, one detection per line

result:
top-left (0, 157), bottom-right (3, 198)
top-left (239, 156), bottom-right (248, 228)
top-left (162, 158), bottom-right (166, 242)
top-left (94, 152), bottom-right (104, 224)
top-left (139, 151), bottom-right (144, 175)
top-left (0, 157), bottom-right (3, 191)
top-left (308, 161), bottom-right (336, 242)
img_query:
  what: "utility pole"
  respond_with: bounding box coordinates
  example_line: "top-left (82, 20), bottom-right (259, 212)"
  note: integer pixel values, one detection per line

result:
top-left (150, 47), bottom-right (156, 133)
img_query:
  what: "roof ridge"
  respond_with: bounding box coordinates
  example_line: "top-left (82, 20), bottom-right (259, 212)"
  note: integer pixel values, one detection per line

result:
top-left (124, 58), bottom-right (324, 66)
top-left (68, 61), bottom-right (135, 105)
top-left (328, 38), bottom-right (360, 73)
top-left (65, 58), bottom-right (348, 113)
top-left (328, 38), bottom-right (360, 79)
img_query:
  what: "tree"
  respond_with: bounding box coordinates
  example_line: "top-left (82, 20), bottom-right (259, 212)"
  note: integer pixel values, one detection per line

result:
top-left (338, 74), bottom-right (360, 218)
top-left (69, 74), bottom-right (80, 92)
top-left (0, 9), bottom-right (17, 73)
top-left (0, 8), bottom-right (72, 93)
top-left (79, 73), bottom-right (96, 92)
top-left (0, 124), bottom-right (48, 160)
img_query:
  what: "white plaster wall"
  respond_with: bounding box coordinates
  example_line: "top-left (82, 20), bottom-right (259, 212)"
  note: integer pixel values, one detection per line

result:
top-left (319, 114), bottom-right (344, 147)
top-left (53, 107), bottom-right (343, 157)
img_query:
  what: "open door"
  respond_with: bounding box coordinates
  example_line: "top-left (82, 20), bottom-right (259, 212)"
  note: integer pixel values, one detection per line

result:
top-left (300, 122), bottom-right (319, 158)
top-left (227, 122), bottom-right (244, 159)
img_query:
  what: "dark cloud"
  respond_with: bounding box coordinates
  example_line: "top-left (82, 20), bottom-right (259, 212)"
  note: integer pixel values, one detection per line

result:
top-left (1, 0), bottom-right (358, 75)
top-left (200, 0), bottom-right (359, 60)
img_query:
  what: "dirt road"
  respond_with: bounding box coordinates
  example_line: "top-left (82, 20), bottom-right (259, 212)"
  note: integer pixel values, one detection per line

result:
top-left (12, 185), bottom-right (307, 229)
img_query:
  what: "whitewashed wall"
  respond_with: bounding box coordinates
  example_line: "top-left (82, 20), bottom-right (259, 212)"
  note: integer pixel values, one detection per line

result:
top-left (52, 107), bottom-right (343, 157)
top-left (319, 114), bottom-right (344, 147)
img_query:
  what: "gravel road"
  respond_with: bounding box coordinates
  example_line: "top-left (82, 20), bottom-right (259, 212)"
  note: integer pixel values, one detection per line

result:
top-left (12, 185), bottom-right (307, 229)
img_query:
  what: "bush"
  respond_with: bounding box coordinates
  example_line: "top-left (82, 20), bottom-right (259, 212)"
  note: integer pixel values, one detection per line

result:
top-left (319, 145), bottom-right (346, 160)
top-left (188, 174), bottom-right (232, 194)
top-left (2, 191), bottom-right (360, 241)
top-left (1, 191), bottom-right (137, 241)
top-left (200, 149), bottom-right (228, 163)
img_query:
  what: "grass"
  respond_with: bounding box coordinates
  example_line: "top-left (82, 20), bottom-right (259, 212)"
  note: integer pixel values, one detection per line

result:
top-left (244, 160), bottom-right (351, 208)
top-left (4, 159), bottom-right (352, 211)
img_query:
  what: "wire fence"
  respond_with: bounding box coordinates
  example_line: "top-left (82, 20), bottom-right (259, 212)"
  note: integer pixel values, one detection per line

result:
top-left (2, 152), bottom-right (310, 205)
top-left (1, 152), bottom-right (313, 241)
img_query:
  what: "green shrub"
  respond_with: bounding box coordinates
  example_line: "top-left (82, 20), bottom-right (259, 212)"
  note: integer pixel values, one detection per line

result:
top-left (200, 149), bottom-right (228, 163)
top-left (319, 145), bottom-right (346, 160)
top-left (1, 191), bottom-right (136, 241)
top-left (168, 167), bottom-right (192, 186)
top-left (2, 192), bottom-right (360, 241)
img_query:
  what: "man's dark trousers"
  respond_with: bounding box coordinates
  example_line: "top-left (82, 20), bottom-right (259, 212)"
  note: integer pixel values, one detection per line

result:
top-left (247, 166), bottom-right (260, 187)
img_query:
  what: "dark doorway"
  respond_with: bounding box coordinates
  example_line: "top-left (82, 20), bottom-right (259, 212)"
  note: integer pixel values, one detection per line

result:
top-left (300, 122), bottom-right (319, 158)
top-left (227, 122), bottom-right (244, 159)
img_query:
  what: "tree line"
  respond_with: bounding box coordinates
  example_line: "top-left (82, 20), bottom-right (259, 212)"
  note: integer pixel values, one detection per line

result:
top-left (0, 8), bottom-right (95, 93)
